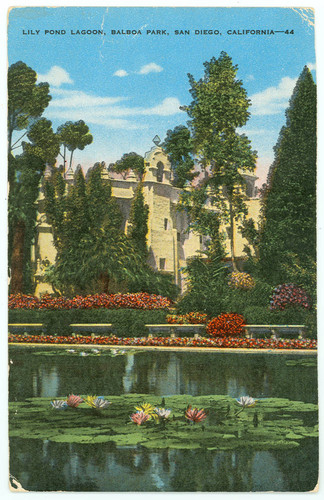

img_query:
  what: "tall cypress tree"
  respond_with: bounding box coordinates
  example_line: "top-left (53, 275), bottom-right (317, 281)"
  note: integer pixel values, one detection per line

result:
top-left (259, 67), bottom-right (316, 284)
top-left (128, 182), bottom-right (149, 256)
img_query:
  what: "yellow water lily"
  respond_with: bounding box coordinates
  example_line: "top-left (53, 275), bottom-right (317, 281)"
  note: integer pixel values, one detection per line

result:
top-left (135, 402), bottom-right (159, 420)
top-left (84, 395), bottom-right (98, 409)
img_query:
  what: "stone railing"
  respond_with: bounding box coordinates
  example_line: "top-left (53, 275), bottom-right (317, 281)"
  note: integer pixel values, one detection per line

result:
top-left (9, 323), bottom-right (307, 339)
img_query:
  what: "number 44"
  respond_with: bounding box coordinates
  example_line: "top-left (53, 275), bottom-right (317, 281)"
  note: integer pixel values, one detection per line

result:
top-left (285, 29), bottom-right (294, 34)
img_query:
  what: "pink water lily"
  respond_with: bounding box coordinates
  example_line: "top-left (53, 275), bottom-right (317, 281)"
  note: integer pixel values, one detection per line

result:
top-left (130, 411), bottom-right (151, 425)
top-left (185, 406), bottom-right (207, 423)
top-left (66, 394), bottom-right (83, 408)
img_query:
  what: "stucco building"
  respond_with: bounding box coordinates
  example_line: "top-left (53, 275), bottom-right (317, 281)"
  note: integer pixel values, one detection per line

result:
top-left (32, 141), bottom-right (260, 296)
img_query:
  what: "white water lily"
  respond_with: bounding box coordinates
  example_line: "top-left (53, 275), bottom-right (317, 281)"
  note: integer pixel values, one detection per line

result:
top-left (91, 348), bottom-right (100, 354)
top-left (51, 400), bottom-right (68, 409)
top-left (79, 351), bottom-right (89, 357)
top-left (236, 396), bottom-right (256, 408)
top-left (66, 349), bottom-right (75, 353)
top-left (92, 398), bottom-right (112, 409)
top-left (154, 407), bottom-right (172, 419)
top-left (110, 348), bottom-right (127, 356)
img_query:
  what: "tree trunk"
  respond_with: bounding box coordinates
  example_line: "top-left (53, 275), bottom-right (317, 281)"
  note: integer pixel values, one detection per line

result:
top-left (10, 219), bottom-right (26, 294)
top-left (228, 200), bottom-right (238, 272)
top-left (69, 149), bottom-right (74, 170)
top-left (99, 273), bottom-right (110, 294)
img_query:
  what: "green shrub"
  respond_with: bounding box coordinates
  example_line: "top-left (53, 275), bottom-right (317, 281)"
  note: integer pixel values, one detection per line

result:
top-left (224, 280), bottom-right (273, 315)
top-left (304, 311), bottom-right (317, 339)
top-left (243, 305), bottom-right (312, 328)
top-left (8, 309), bottom-right (168, 337)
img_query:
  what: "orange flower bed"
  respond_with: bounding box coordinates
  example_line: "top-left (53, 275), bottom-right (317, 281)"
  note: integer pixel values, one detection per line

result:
top-left (166, 312), bottom-right (208, 324)
top-left (207, 313), bottom-right (246, 338)
top-left (8, 293), bottom-right (173, 310)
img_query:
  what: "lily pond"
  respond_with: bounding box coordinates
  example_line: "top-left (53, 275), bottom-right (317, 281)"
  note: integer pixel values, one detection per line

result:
top-left (9, 346), bottom-right (318, 492)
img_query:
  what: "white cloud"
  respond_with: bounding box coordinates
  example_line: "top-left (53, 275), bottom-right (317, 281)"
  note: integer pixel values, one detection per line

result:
top-left (137, 62), bottom-right (163, 75)
top-left (250, 76), bottom-right (297, 115)
top-left (49, 88), bottom-right (126, 108)
top-left (37, 66), bottom-right (73, 87)
top-left (45, 89), bottom-right (181, 129)
top-left (113, 69), bottom-right (129, 77)
top-left (141, 97), bottom-right (181, 116)
top-left (307, 62), bottom-right (316, 71)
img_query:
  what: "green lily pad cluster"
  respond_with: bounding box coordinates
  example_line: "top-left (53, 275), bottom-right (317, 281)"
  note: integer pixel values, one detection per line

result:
top-left (285, 359), bottom-right (317, 367)
top-left (9, 394), bottom-right (318, 451)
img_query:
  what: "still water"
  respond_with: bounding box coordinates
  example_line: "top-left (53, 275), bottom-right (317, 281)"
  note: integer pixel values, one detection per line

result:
top-left (9, 346), bottom-right (318, 492)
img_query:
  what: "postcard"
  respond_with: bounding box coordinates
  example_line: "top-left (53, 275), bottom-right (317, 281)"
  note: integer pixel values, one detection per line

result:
top-left (7, 5), bottom-right (318, 493)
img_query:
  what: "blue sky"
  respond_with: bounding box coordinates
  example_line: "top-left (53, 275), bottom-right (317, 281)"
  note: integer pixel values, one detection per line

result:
top-left (8, 6), bottom-right (316, 186)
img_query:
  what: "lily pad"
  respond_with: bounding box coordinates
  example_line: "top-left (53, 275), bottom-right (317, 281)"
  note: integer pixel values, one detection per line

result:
top-left (9, 394), bottom-right (318, 451)
top-left (285, 358), bottom-right (317, 367)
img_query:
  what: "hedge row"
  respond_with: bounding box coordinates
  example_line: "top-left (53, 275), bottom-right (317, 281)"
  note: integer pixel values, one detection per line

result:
top-left (8, 309), bottom-right (168, 337)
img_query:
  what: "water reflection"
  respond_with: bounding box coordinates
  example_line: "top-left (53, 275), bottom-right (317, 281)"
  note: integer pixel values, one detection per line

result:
top-left (9, 437), bottom-right (318, 492)
top-left (122, 353), bottom-right (135, 392)
top-left (9, 347), bottom-right (318, 492)
top-left (9, 348), bottom-right (318, 403)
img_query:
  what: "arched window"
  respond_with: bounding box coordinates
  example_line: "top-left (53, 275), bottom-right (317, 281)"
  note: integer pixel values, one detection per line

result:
top-left (156, 161), bottom-right (164, 182)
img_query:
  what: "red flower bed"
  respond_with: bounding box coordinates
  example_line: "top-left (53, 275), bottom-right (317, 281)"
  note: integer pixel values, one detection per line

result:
top-left (8, 333), bottom-right (317, 350)
top-left (166, 312), bottom-right (208, 324)
top-left (8, 293), bottom-right (173, 310)
top-left (207, 313), bottom-right (246, 338)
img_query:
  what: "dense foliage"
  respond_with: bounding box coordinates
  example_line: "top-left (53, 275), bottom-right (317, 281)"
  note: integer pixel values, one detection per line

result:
top-left (9, 308), bottom-right (169, 337)
top-left (176, 241), bottom-right (229, 317)
top-left (44, 163), bottom-right (177, 297)
top-left (109, 152), bottom-right (145, 180)
top-left (162, 125), bottom-right (197, 188)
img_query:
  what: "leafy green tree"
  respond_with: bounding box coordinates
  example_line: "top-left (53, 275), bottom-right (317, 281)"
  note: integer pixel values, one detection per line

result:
top-left (8, 61), bottom-right (51, 156)
top-left (8, 61), bottom-right (56, 293)
top-left (181, 52), bottom-right (257, 269)
top-left (57, 120), bottom-right (93, 173)
top-left (9, 154), bottom-right (44, 293)
top-left (258, 67), bottom-right (316, 284)
top-left (128, 182), bottom-right (149, 256)
top-left (109, 152), bottom-right (145, 180)
top-left (162, 125), bottom-right (197, 188)
top-left (8, 117), bottom-right (59, 293)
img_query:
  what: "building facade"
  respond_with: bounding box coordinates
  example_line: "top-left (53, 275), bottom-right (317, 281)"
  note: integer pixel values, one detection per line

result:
top-left (32, 142), bottom-right (260, 296)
